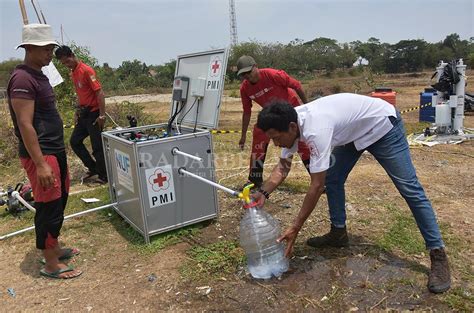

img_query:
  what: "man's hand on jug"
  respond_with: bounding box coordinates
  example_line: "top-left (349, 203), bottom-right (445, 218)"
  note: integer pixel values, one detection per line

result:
top-left (277, 225), bottom-right (301, 258)
top-left (251, 191), bottom-right (266, 207)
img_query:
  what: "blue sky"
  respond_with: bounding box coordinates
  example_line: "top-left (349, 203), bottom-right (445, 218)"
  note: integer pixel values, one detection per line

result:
top-left (1, 0), bottom-right (472, 67)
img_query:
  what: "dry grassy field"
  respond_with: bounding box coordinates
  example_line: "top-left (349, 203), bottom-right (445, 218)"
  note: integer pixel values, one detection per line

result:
top-left (1, 71), bottom-right (473, 311)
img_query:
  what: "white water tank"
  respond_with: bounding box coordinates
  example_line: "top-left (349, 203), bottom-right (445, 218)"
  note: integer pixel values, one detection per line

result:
top-left (435, 104), bottom-right (451, 127)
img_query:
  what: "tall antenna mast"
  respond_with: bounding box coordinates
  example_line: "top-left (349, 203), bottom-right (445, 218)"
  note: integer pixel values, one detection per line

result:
top-left (229, 0), bottom-right (238, 47)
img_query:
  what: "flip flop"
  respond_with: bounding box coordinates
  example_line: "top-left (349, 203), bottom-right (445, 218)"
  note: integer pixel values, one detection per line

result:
top-left (40, 265), bottom-right (82, 279)
top-left (39, 248), bottom-right (80, 265)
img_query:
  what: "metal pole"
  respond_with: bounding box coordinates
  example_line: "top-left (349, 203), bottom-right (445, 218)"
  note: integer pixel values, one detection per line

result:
top-left (172, 148), bottom-right (203, 162)
top-left (30, 0), bottom-right (42, 23)
top-left (178, 168), bottom-right (240, 197)
top-left (0, 202), bottom-right (117, 241)
top-left (63, 203), bottom-right (116, 220)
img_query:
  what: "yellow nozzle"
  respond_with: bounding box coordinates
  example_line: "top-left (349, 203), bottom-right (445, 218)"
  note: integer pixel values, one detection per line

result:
top-left (239, 183), bottom-right (254, 204)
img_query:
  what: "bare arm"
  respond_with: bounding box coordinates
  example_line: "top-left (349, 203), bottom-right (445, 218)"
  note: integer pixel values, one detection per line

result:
top-left (295, 88), bottom-right (308, 104)
top-left (261, 157), bottom-right (293, 194)
top-left (94, 89), bottom-right (106, 129)
top-left (278, 171), bottom-right (326, 257)
top-left (11, 98), bottom-right (55, 188)
top-left (96, 89), bottom-right (106, 116)
top-left (239, 112), bottom-right (251, 150)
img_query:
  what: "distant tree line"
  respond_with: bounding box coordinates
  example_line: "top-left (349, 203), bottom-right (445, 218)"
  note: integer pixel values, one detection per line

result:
top-left (229, 33), bottom-right (473, 79)
top-left (1, 33), bottom-right (472, 94)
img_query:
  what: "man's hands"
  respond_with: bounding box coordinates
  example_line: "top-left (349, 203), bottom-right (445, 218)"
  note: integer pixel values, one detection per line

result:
top-left (74, 111), bottom-right (80, 125)
top-left (238, 135), bottom-right (246, 150)
top-left (251, 190), bottom-right (266, 207)
top-left (94, 115), bottom-right (106, 130)
top-left (36, 162), bottom-right (55, 189)
top-left (277, 224), bottom-right (301, 258)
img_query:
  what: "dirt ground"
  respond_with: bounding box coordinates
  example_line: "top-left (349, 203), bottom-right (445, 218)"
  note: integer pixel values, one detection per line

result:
top-left (1, 71), bottom-right (473, 311)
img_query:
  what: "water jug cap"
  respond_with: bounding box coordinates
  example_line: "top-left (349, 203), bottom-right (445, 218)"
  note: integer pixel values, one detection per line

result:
top-left (243, 200), bottom-right (258, 209)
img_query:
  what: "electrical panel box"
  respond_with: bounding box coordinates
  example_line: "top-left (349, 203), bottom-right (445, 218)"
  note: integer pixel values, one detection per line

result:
top-left (191, 77), bottom-right (206, 99)
top-left (170, 49), bottom-right (229, 129)
top-left (172, 76), bottom-right (189, 102)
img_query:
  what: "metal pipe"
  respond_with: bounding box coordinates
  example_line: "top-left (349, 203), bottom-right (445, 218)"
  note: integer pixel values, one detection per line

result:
top-left (0, 225), bottom-right (35, 241)
top-left (30, 0), bottom-right (42, 23)
top-left (63, 203), bottom-right (116, 220)
top-left (178, 168), bottom-right (240, 197)
top-left (172, 147), bottom-right (203, 162)
top-left (0, 202), bottom-right (117, 241)
top-left (11, 191), bottom-right (36, 213)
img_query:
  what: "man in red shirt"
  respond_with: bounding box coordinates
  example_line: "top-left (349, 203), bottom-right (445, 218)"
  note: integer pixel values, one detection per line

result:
top-left (55, 45), bottom-right (107, 183)
top-left (237, 55), bottom-right (310, 188)
top-left (8, 24), bottom-right (82, 279)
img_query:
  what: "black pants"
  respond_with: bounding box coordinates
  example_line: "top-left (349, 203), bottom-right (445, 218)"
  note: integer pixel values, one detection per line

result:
top-left (70, 107), bottom-right (107, 179)
top-left (35, 151), bottom-right (68, 249)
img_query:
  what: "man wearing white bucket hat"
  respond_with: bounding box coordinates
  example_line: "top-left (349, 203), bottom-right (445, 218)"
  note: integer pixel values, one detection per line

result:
top-left (7, 24), bottom-right (82, 279)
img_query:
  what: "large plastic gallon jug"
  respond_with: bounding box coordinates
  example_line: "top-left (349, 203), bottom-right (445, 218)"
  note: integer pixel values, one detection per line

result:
top-left (239, 202), bottom-right (289, 279)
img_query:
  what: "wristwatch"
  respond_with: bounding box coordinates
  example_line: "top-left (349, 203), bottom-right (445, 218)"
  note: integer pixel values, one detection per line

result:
top-left (258, 188), bottom-right (270, 199)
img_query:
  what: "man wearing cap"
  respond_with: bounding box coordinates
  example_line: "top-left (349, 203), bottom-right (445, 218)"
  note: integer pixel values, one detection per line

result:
top-left (8, 24), bottom-right (82, 279)
top-left (55, 45), bottom-right (107, 184)
top-left (236, 55), bottom-right (311, 188)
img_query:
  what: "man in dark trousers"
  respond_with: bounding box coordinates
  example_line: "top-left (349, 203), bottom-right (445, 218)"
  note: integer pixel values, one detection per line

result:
top-left (254, 93), bottom-right (451, 294)
top-left (8, 24), bottom-right (82, 279)
top-left (236, 55), bottom-right (310, 188)
top-left (55, 45), bottom-right (107, 183)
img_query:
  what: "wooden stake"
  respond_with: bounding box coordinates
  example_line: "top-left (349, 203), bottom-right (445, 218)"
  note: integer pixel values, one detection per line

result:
top-left (19, 0), bottom-right (29, 25)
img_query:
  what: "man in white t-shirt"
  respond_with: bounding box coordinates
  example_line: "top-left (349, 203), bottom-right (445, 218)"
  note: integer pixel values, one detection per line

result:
top-left (253, 93), bottom-right (450, 294)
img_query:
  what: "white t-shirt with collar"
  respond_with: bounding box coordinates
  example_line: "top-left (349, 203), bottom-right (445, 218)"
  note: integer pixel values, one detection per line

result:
top-left (281, 93), bottom-right (397, 173)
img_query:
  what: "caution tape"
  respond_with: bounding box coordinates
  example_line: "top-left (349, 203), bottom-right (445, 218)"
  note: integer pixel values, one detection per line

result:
top-left (211, 130), bottom-right (250, 134)
top-left (400, 102), bottom-right (432, 115)
top-left (60, 125), bottom-right (249, 133)
top-left (58, 103), bottom-right (433, 133)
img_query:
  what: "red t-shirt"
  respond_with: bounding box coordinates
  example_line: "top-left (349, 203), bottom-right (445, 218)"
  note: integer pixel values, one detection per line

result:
top-left (72, 61), bottom-right (102, 110)
top-left (240, 68), bottom-right (303, 114)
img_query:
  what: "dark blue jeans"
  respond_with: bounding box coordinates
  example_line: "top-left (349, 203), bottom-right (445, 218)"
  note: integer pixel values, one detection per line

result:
top-left (325, 112), bottom-right (444, 249)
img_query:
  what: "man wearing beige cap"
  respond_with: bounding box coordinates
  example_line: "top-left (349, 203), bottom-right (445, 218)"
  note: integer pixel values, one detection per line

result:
top-left (237, 55), bottom-right (311, 189)
top-left (7, 24), bottom-right (82, 279)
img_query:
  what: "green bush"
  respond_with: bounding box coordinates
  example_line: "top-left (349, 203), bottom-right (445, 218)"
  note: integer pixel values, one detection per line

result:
top-left (106, 101), bottom-right (153, 128)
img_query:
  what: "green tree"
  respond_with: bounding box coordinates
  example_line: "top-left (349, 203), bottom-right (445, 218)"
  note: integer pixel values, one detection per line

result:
top-left (0, 58), bottom-right (22, 87)
top-left (386, 39), bottom-right (428, 73)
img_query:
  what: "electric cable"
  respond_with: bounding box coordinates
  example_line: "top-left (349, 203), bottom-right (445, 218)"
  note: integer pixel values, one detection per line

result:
top-left (193, 99), bottom-right (200, 132)
top-left (177, 98), bottom-right (198, 132)
top-left (167, 100), bottom-right (185, 134)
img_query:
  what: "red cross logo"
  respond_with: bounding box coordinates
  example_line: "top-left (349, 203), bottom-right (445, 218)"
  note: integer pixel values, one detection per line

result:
top-left (211, 61), bottom-right (220, 74)
top-left (148, 169), bottom-right (171, 191)
top-left (153, 173), bottom-right (167, 187)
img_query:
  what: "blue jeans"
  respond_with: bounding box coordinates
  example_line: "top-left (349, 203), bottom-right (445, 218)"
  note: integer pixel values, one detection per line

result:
top-left (325, 112), bottom-right (444, 249)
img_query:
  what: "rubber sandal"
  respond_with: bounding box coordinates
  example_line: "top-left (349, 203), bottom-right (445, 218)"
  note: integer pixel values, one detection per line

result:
top-left (40, 265), bottom-right (82, 279)
top-left (39, 248), bottom-right (80, 265)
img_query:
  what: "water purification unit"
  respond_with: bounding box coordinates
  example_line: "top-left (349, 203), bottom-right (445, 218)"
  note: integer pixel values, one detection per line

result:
top-left (430, 59), bottom-right (473, 139)
top-left (102, 49), bottom-right (229, 243)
